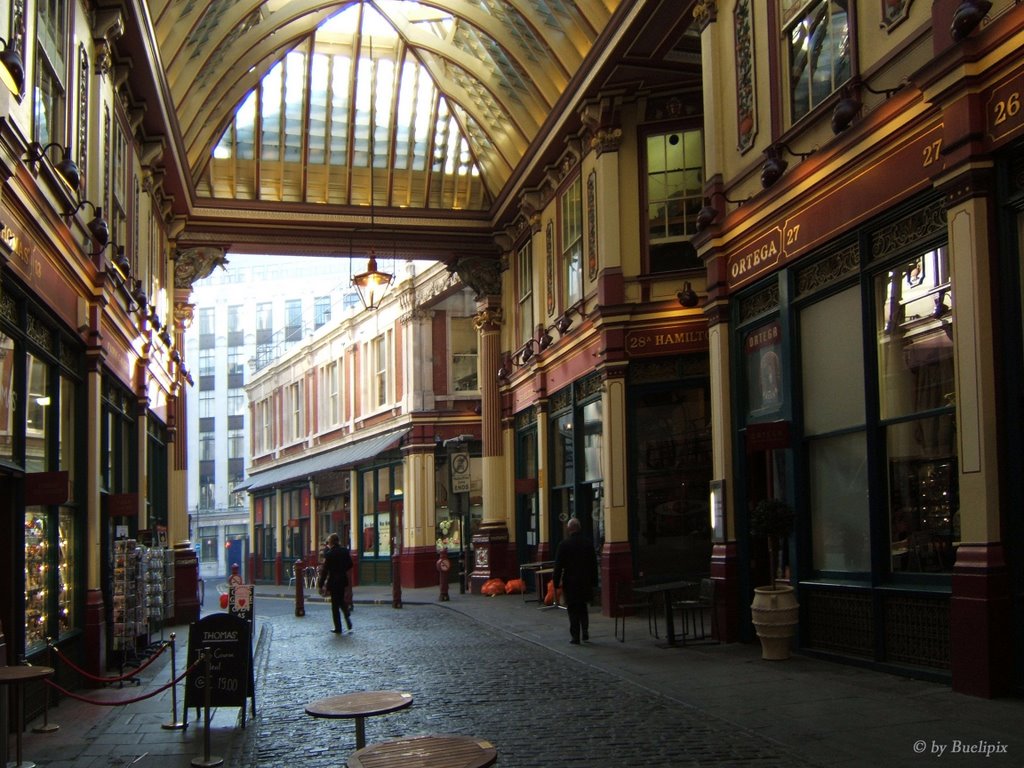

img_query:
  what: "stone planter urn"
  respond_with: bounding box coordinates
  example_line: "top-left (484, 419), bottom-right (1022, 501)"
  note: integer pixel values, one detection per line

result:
top-left (751, 584), bottom-right (799, 660)
top-left (749, 498), bottom-right (797, 660)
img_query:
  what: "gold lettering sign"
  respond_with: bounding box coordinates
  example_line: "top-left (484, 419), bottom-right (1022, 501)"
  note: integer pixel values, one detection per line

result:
top-left (988, 68), bottom-right (1024, 144)
top-left (625, 325), bottom-right (709, 357)
top-left (728, 226), bottom-right (782, 284)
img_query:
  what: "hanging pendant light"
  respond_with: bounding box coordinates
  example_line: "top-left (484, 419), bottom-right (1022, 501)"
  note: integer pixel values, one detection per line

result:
top-left (352, 252), bottom-right (393, 310)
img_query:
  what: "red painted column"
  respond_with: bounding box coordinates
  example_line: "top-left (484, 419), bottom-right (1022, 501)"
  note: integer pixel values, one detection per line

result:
top-left (950, 543), bottom-right (1012, 697)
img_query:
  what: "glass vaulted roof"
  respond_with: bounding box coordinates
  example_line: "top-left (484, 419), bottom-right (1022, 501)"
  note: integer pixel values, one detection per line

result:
top-left (151, 0), bottom-right (621, 213)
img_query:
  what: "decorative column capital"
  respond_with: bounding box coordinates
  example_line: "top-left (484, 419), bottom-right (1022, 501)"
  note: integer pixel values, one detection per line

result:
top-left (693, 1), bottom-right (718, 31)
top-left (473, 306), bottom-right (503, 332)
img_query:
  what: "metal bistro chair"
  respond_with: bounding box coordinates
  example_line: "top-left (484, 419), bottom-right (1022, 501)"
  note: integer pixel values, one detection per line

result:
top-left (674, 577), bottom-right (719, 644)
top-left (614, 579), bottom-right (659, 643)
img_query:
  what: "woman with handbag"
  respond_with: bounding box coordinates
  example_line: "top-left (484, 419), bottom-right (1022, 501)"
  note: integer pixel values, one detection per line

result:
top-left (318, 532), bottom-right (354, 634)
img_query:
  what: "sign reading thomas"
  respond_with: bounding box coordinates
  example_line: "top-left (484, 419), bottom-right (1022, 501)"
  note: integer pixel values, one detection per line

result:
top-left (184, 612), bottom-right (256, 727)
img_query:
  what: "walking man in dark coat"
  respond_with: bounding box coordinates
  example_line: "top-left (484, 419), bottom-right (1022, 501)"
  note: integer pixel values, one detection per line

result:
top-left (553, 516), bottom-right (598, 644)
top-left (320, 532), bottom-right (354, 634)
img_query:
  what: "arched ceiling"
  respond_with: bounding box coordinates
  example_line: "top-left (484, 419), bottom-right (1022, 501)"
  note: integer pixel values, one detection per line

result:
top-left (130, 0), bottom-right (701, 260)
top-left (147, 0), bottom-right (615, 210)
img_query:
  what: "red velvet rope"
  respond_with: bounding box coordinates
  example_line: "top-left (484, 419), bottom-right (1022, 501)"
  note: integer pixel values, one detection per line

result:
top-left (42, 657), bottom-right (202, 706)
top-left (49, 640), bottom-right (169, 683)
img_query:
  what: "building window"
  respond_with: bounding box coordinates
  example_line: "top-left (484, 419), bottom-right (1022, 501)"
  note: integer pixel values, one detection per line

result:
top-left (254, 399), bottom-right (272, 453)
top-left (323, 361), bottom-right (340, 426)
top-left (33, 0), bottom-right (67, 148)
top-left (199, 432), bottom-right (215, 461)
top-left (199, 348), bottom-right (215, 376)
top-left (228, 347), bottom-right (244, 376)
top-left (560, 176), bottom-right (583, 309)
top-left (199, 526), bottom-right (218, 561)
top-left (199, 476), bottom-right (215, 509)
top-left (314, 296), bottom-right (331, 329)
top-left (288, 381), bottom-right (303, 441)
top-left (199, 390), bottom-right (215, 418)
top-left (228, 304), bottom-right (242, 333)
top-left (256, 302), bottom-right (273, 335)
top-left (372, 334), bottom-right (389, 408)
top-left (227, 388), bottom-right (246, 416)
top-left (228, 429), bottom-right (245, 459)
top-left (646, 129), bottom-right (703, 273)
top-left (198, 307), bottom-right (215, 336)
top-left (517, 241), bottom-right (533, 346)
top-left (451, 316), bottom-right (478, 392)
top-left (285, 298), bottom-right (302, 341)
top-left (782, 0), bottom-right (851, 122)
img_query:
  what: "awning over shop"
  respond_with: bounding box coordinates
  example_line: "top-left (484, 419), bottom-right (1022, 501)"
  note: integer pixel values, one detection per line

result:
top-left (243, 428), bottom-right (410, 493)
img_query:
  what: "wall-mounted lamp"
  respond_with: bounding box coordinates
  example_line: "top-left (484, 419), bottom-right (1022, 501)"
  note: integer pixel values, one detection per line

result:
top-left (677, 281), bottom-right (701, 308)
top-left (760, 142), bottom-right (815, 189)
top-left (519, 338), bottom-right (541, 364)
top-left (831, 79), bottom-right (907, 134)
top-left (130, 280), bottom-right (148, 312)
top-left (554, 300), bottom-right (585, 335)
top-left (66, 199), bottom-right (110, 249)
top-left (696, 190), bottom-right (750, 231)
top-left (497, 353), bottom-right (513, 383)
top-left (352, 254), bottom-right (394, 310)
top-left (24, 142), bottom-right (81, 192)
top-left (951, 0), bottom-right (991, 42)
top-left (538, 328), bottom-right (553, 351)
top-left (0, 37), bottom-right (25, 99)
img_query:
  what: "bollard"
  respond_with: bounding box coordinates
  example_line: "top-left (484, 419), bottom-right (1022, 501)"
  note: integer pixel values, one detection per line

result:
top-left (162, 633), bottom-right (186, 730)
top-left (32, 638), bottom-right (60, 733)
top-left (190, 648), bottom-right (223, 767)
top-left (294, 560), bottom-right (305, 617)
top-left (437, 549), bottom-right (451, 601)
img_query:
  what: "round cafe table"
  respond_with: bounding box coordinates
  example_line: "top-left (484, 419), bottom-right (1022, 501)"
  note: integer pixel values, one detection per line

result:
top-left (346, 734), bottom-right (497, 768)
top-left (304, 690), bottom-right (413, 749)
top-left (0, 664), bottom-right (55, 768)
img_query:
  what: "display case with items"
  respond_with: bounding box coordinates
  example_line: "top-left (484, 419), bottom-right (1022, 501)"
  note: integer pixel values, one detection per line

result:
top-left (163, 549), bottom-right (175, 622)
top-left (25, 513), bottom-right (48, 650)
top-left (111, 538), bottom-right (148, 653)
top-left (141, 548), bottom-right (165, 638)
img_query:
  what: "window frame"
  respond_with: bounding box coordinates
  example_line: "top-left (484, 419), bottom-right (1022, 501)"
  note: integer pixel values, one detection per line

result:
top-left (559, 175), bottom-right (583, 311)
top-left (516, 239), bottom-right (534, 347)
top-left (779, 0), bottom-right (854, 125)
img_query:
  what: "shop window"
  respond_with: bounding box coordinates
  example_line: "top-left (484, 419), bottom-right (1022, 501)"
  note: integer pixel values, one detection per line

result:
top-left (875, 247), bottom-right (958, 573)
top-left (801, 284), bottom-right (870, 572)
top-left (25, 353), bottom-right (51, 473)
top-left (782, 0), bottom-right (851, 123)
top-left (199, 526), bottom-right (218, 562)
top-left (0, 331), bottom-right (14, 460)
top-left (517, 240), bottom-right (534, 346)
top-left (450, 316), bottom-right (478, 392)
top-left (645, 129), bottom-right (704, 273)
top-left (560, 176), bottom-right (583, 309)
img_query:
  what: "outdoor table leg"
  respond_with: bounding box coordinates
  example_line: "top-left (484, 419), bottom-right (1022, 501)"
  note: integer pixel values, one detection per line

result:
top-left (663, 591), bottom-right (677, 646)
top-left (354, 715), bottom-right (366, 749)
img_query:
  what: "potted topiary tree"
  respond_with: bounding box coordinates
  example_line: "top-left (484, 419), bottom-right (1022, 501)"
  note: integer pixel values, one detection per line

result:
top-left (749, 498), bottom-right (799, 660)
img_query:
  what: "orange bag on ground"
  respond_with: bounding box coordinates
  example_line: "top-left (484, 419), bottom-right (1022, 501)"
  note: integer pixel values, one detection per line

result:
top-left (481, 578), bottom-right (506, 596)
top-left (505, 578), bottom-right (526, 594)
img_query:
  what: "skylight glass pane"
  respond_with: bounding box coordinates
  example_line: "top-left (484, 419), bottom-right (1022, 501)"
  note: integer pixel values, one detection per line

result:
top-left (329, 55), bottom-right (351, 166)
top-left (284, 52), bottom-right (306, 162)
top-left (413, 71), bottom-right (435, 171)
top-left (394, 64), bottom-right (417, 170)
top-left (235, 91), bottom-right (256, 161)
top-left (308, 53), bottom-right (330, 164)
top-left (374, 57), bottom-right (394, 169)
top-left (261, 63), bottom-right (284, 162)
top-left (353, 53), bottom-right (372, 167)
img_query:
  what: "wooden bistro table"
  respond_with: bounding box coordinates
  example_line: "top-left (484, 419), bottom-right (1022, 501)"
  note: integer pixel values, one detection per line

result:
top-left (346, 734), bottom-right (497, 768)
top-left (632, 580), bottom-right (697, 647)
top-left (0, 664), bottom-right (55, 768)
top-left (305, 690), bottom-right (413, 749)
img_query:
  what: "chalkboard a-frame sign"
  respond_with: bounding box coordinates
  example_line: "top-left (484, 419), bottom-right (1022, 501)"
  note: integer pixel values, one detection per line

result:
top-left (184, 613), bottom-right (256, 727)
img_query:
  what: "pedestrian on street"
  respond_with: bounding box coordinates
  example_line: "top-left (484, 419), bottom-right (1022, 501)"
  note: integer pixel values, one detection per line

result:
top-left (318, 532), bottom-right (354, 634)
top-left (553, 516), bottom-right (598, 644)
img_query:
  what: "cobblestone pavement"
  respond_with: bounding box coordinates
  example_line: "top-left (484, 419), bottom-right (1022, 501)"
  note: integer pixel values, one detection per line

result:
top-left (233, 601), bottom-right (817, 768)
